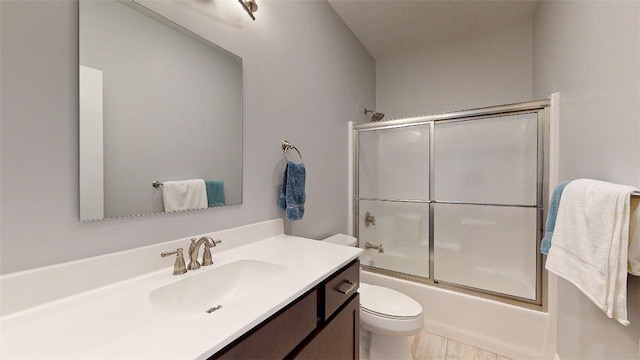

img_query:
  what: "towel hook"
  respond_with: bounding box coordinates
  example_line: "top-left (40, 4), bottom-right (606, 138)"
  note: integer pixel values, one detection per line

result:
top-left (282, 140), bottom-right (303, 163)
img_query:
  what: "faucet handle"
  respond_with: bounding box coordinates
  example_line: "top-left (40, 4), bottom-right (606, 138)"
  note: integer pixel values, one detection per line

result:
top-left (202, 248), bottom-right (213, 266)
top-left (161, 248), bottom-right (187, 275)
top-left (364, 211), bottom-right (376, 227)
top-left (202, 239), bottom-right (221, 266)
top-left (160, 248), bottom-right (182, 258)
top-left (188, 238), bottom-right (202, 270)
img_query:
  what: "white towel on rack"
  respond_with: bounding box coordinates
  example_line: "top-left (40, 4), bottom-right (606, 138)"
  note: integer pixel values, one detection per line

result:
top-left (545, 179), bottom-right (639, 325)
top-left (162, 179), bottom-right (208, 212)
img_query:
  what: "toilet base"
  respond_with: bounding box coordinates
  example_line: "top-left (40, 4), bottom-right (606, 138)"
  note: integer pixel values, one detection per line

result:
top-left (361, 327), bottom-right (413, 360)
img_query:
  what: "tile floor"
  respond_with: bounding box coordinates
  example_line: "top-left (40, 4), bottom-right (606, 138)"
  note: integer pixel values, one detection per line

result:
top-left (409, 331), bottom-right (513, 360)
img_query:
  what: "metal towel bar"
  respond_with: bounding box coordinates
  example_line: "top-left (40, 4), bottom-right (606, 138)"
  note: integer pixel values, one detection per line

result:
top-left (282, 140), bottom-right (303, 163)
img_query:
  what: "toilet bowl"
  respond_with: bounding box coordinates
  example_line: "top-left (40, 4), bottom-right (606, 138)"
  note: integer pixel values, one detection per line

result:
top-left (359, 283), bottom-right (423, 359)
top-left (322, 234), bottom-right (424, 360)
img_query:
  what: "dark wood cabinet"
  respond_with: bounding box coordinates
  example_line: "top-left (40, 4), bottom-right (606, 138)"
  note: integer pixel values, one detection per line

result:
top-left (292, 294), bottom-right (359, 360)
top-left (323, 261), bottom-right (360, 320)
top-left (210, 260), bottom-right (360, 360)
top-left (214, 290), bottom-right (318, 360)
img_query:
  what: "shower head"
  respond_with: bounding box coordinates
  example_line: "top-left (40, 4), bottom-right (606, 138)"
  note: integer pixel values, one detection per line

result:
top-left (364, 108), bottom-right (384, 121)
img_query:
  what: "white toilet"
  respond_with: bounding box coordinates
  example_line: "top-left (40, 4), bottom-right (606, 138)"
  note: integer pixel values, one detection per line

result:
top-left (323, 234), bottom-right (424, 360)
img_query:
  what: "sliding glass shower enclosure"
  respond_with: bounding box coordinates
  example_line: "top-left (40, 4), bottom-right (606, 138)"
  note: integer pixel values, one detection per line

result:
top-left (353, 100), bottom-right (550, 308)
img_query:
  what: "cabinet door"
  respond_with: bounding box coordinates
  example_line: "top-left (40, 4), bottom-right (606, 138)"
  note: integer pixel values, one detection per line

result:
top-left (293, 294), bottom-right (359, 360)
top-left (213, 290), bottom-right (318, 360)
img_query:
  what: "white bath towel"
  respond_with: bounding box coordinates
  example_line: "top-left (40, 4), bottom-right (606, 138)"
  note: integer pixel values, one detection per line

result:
top-left (162, 179), bottom-right (208, 212)
top-left (545, 179), bottom-right (639, 325)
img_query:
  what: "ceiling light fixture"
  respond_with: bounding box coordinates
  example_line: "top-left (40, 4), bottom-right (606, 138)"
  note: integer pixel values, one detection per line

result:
top-left (238, 0), bottom-right (258, 21)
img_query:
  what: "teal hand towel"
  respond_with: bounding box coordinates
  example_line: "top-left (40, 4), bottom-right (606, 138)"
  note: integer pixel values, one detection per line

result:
top-left (205, 180), bottom-right (225, 207)
top-left (541, 181), bottom-right (570, 254)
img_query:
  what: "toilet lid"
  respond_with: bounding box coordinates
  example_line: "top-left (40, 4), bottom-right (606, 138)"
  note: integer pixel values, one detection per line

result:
top-left (359, 283), bottom-right (422, 319)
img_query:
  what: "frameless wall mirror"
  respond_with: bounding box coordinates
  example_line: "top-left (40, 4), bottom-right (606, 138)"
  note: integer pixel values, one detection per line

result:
top-left (79, 0), bottom-right (243, 222)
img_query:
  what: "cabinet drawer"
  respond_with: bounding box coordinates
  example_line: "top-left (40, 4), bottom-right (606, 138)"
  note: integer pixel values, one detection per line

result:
top-left (324, 260), bottom-right (359, 320)
top-left (214, 289), bottom-right (318, 360)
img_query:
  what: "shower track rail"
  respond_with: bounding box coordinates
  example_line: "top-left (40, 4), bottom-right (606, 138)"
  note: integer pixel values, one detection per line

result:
top-left (352, 99), bottom-right (551, 311)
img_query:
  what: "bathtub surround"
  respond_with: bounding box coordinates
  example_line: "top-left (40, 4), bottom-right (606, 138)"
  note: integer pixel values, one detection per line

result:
top-left (348, 110), bottom-right (557, 359)
top-left (0, 0), bottom-right (375, 274)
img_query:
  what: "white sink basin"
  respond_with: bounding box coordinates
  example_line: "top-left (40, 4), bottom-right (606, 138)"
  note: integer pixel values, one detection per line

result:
top-left (149, 259), bottom-right (287, 320)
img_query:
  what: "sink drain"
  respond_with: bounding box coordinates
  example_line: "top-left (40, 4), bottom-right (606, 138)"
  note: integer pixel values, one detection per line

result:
top-left (206, 305), bottom-right (223, 314)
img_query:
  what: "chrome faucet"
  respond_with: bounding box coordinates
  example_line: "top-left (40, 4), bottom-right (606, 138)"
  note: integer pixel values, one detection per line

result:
top-left (160, 248), bottom-right (187, 275)
top-left (188, 237), bottom-right (222, 270)
top-left (365, 242), bottom-right (384, 253)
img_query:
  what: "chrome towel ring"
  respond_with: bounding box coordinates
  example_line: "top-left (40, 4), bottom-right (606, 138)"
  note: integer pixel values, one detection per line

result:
top-left (282, 140), bottom-right (303, 163)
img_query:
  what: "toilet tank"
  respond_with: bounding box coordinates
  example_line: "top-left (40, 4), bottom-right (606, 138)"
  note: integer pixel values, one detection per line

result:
top-left (323, 234), bottom-right (357, 247)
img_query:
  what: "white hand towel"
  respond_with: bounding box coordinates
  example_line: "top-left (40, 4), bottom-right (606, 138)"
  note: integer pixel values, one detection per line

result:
top-left (545, 179), bottom-right (639, 326)
top-left (162, 179), bottom-right (208, 212)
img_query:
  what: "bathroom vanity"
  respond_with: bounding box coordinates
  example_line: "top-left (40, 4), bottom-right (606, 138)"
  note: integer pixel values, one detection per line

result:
top-left (214, 260), bottom-right (360, 359)
top-left (0, 220), bottom-right (363, 359)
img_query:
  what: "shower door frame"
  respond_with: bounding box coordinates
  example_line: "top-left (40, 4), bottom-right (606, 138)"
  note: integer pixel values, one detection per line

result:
top-left (353, 99), bottom-right (551, 310)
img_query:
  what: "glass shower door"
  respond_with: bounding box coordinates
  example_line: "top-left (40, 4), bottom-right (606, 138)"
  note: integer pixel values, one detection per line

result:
top-left (353, 100), bottom-right (548, 307)
top-left (433, 113), bottom-right (540, 300)
top-left (357, 124), bottom-right (430, 278)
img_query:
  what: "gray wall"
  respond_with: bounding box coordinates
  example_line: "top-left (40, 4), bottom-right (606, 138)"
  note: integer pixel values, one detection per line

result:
top-left (376, 19), bottom-right (533, 119)
top-left (533, 1), bottom-right (640, 359)
top-left (80, 1), bottom-right (243, 218)
top-left (0, 0), bottom-right (375, 274)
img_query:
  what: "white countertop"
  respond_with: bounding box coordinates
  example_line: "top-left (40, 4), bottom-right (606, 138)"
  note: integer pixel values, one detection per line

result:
top-left (0, 235), bottom-right (362, 359)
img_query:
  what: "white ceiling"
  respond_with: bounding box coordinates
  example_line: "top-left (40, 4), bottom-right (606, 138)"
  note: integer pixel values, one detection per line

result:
top-left (328, 0), bottom-right (540, 59)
